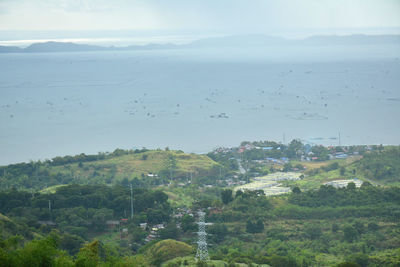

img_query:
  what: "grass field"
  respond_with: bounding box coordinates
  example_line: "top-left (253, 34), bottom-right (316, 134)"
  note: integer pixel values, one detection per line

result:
top-left (163, 187), bottom-right (195, 208)
top-left (40, 184), bottom-right (68, 194)
top-left (48, 150), bottom-right (220, 184)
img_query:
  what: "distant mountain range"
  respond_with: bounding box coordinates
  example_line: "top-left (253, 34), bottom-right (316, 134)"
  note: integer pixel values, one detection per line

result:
top-left (0, 34), bottom-right (399, 53)
top-left (0, 41), bottom-right (180, 53)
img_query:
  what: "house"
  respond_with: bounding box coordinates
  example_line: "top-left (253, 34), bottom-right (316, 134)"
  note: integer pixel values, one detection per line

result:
top-left (106, 220), bottom-right (120, 229)
top-left (335, 153), bottom-right (348, 159)
top-left (151, 224), bottom-right (165, 232)
top-left (208, 207), bottom-right (222, 215)
top-left (173, 213), bottom-right (184, 219)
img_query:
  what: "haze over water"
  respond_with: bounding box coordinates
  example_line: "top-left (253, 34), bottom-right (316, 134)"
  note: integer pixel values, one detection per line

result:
top-left (0, 41), bottom-right (399, 165)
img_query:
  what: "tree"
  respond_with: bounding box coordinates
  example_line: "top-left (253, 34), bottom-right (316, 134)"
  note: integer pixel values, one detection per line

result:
top-left (208, 223), bottom-right (228, 243)
top-left (158, 223), bottom-right (179, 240)
top-left (367, 222), bottom-right (379, 231)
top-left (235, 190), bottom-right (243, 198)
top-left (59, 233), bottom-right (84, 255)
top-left (221, 189), bottom-right (233, 204)
top-left (336, 263), bottom-right (361, 267)
top-left (196, 261), bottom-right (208, 267)
top-left (16, 236), bottom-right (59, 267)
top-left (270, 255), bottom-right (298, 267)
top-left (286, 139), bottom-right (304, 159)
top-left (246, 219), bottom-right (264, 233)
top-left (130, 227), bottom-right (147, 243)
top-left (292, 187), bottom-right (301, 194)
top-left (347, 253), bottom-right (369, 267)
top-left (75, 240), bottom-right (104, 267)
top-left (181, 215), bottom-right (196, 232)
top-left (360, 181), bottom-right (372, 188)
top-left (255, 219), bottom-right (264, 232)
top-left (304, 223), bottom-right (322, 240)
top-left (353, 221), bottom-right (365, 234)
top-left (283, 163), bottom-right (293, 172)
top-left (166, 154), bottom-right (177, 180)
top-left (246, 220), bottom-right (255, 233)
top-left (91, 208), bottom-right (114, 231)
top-left (347, 182), bottom-right (356, 191)
top-left (311, 145), bottom-right (330, 161)
top-left (343, 225), bottom-right (358, 242)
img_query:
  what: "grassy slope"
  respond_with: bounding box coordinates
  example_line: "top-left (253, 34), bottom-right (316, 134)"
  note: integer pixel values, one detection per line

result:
top-left (48, 150), bottom-right (219, 184)
top-left (164, 188), bottom-right (195, 208)
top-left (40, 184), bottom-right (67, 194)
top-left (285, 156), bottom-right (384, 190)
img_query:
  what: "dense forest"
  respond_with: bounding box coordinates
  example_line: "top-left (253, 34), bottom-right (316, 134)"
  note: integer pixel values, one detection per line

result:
top-left (206, 185), bottom-right (400, 266)
top-left (355, 148), bottom-right (400, 183)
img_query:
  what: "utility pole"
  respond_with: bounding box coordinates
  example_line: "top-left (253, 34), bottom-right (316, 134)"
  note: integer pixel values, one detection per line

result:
top-left (338, 132), bottom-right (341, 147)
top-left (130, 184), bottom-right (133, 220)
top-left (48, 200), bottom-right (52, 221)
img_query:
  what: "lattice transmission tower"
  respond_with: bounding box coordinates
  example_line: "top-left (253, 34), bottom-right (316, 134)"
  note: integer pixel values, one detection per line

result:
top-left (196, 211), bottom-right (209, 261)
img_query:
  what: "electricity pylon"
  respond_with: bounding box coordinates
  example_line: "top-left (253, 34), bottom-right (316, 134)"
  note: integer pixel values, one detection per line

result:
top-left (196, 211), bottom-right (209, 261)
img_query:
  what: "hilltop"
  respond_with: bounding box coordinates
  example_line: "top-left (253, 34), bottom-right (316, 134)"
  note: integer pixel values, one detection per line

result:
top-left (0, 149), bottom-right (221, 190)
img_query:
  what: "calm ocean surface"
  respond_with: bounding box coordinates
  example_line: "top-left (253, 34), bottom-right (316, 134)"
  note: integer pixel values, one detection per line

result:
top-left (1, 45), bottom-right (399, 164)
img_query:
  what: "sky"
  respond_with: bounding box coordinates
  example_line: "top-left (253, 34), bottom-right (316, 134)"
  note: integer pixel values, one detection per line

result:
top-left (0, 0), bottom-right (399, 37)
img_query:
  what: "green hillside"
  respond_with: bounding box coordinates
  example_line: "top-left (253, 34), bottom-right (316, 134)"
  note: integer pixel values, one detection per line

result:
top-left (283, 147), bottom-right (400, 190)
top-left (0, 212), bottom-right (39, 240)
top-left (1, 143), bottom-right (400, 266)
top-left (0, 150), bottom-right (221, 190)
top-left (51, 150), bottom-right (219, 183)
top-left (354, 147), bottom-right (400, 185)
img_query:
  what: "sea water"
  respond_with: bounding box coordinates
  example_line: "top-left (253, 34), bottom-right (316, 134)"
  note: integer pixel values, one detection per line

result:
top-left (0, 45), bottom-right (399, 164)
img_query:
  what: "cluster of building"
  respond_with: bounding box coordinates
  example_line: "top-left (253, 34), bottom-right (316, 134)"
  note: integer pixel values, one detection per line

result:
top-left (144, 223), bottom-right (165, 243)
top-left (264, 157), bottom-right (289, 165)
top-left (212, 147), bottom-right (234, 154)
top-left (223, 178), bottom-right (247, 187)
top-left (172, 207), bottom-right (194, 219)
top-left (105, 218), bottom-right (129, 238)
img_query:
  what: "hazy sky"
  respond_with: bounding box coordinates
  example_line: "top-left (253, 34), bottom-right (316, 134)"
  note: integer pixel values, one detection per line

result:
top-left (0, 0), bottom-right (399, 35)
